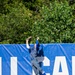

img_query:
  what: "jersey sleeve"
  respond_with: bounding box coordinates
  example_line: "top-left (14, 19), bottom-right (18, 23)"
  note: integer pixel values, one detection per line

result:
top-left (36, 40), bottom-right (40, 50)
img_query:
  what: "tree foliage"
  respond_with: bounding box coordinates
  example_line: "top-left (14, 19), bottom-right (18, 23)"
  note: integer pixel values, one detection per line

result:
top-left (32, 1), bottom-right (75, 43)
top-left (0, 2), bottom-right (32, 43)
top-left (0, 0), bottom-right (75, 43)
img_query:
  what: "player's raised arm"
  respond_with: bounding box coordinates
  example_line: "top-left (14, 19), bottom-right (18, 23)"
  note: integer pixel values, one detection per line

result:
top-left (26, 36), bottom-right (32, 49)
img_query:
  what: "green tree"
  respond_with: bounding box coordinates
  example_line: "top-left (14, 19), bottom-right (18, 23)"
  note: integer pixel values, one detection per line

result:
top-left (0, 2), bottom-right (33, 43)
top-left (32, 1), bottom-right (75, 43)
top-left (0, 0), bottom-right (75, 43)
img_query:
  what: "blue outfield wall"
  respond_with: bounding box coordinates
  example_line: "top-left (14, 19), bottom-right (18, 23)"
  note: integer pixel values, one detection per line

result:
top-left (0, 44), bottom-right (75, 75)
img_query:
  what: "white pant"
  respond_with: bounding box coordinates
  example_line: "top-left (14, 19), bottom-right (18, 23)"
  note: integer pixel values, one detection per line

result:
top-left (31, 58), bottom-right (43, 75)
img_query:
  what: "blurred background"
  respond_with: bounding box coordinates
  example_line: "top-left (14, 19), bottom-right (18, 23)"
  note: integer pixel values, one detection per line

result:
top-left (0, 0), bottom-right (75, 44)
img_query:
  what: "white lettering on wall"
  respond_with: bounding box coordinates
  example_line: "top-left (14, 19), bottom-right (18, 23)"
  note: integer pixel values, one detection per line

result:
top-left (0, 56), bottom-right (75, 75)
top-left (53, 56), bottom-right (69, 75)
top-left (11, 57), bottom-right (17, 75)
top-left (72, 56), bottom-right (75, 75)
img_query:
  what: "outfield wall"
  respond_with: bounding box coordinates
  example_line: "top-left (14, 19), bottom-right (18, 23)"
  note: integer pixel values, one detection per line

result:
top-left (0, 44), bottom-right (75, 75)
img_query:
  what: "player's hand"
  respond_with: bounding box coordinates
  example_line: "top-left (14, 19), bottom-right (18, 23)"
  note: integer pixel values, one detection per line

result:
top-left (28, 36), bottom-right (32, 40)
